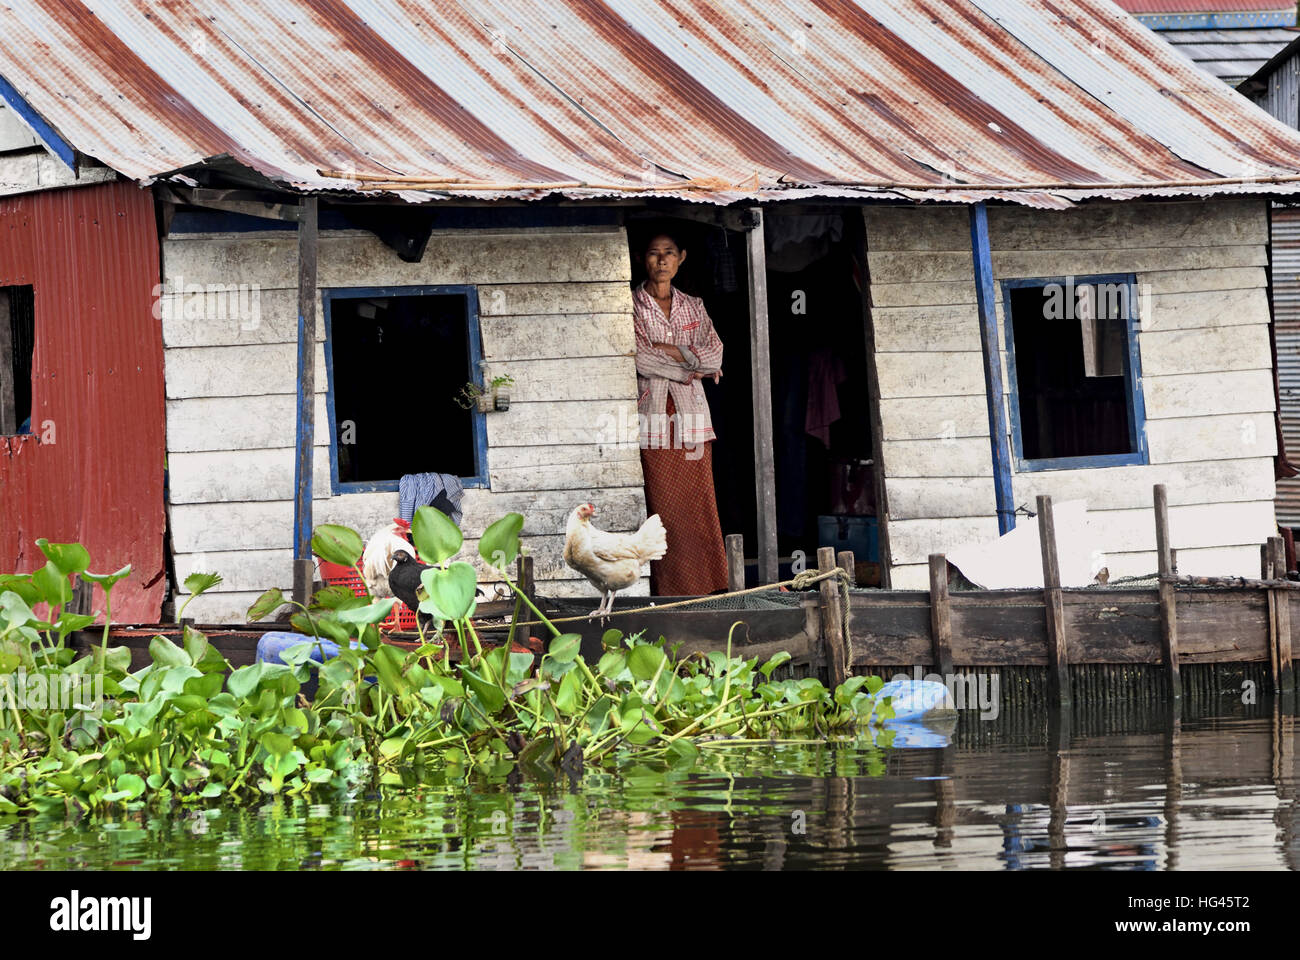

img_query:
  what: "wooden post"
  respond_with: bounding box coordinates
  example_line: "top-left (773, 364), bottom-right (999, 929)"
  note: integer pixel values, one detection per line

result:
top-left (837, 550), bottom-right (856, 588)
top-left (0, 289), bottom-right (14, 436)
top-left (517, 554), bottom-right (535, 608)
top-left (1036, 495), bottom-right (1071, 708)
top-left (1153, 484), bottom-right (1181, 701)
top-left (1263, 542), bottom-right (1280, 695)
top-left (817, 547), bottom-right (849, 688)
top-left (725, 534), bottom-right (746, 593)
top-left (970, 203), bottom-right (1016, 535)
top-left (745, 209), bottom-right (778, 584)
top-left (1270, 537), bottom-right (1293, 695)
top-left (292, 196), bottom-right (319, 606)
top-left (928, 553), bottom-right (953, 676)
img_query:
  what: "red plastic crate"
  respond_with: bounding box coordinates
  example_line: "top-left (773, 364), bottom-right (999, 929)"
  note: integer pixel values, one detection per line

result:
top-left (318, 559), bottom-right (419, 632)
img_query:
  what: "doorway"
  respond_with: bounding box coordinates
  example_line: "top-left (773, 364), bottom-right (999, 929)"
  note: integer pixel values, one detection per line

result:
top-left (627, 207), bottom-right (878, 587)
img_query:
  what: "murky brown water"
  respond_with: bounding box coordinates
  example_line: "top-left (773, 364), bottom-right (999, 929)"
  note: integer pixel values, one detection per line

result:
top-left (1, 702), bottom-right (1295, 870)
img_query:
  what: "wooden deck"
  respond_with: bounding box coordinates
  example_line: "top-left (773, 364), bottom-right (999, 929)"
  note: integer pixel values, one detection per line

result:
top-left (70, 487), bottom-right (1298, 706)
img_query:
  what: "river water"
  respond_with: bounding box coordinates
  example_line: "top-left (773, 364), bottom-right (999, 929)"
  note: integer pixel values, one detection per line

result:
top-left (1, 701), bottom-right (1295, 870)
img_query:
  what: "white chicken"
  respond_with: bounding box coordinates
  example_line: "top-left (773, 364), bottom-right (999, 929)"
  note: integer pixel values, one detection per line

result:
top-left (563, 502), bottom-right (668, 617)
top-left (361, 519), bottom-right (417, 599)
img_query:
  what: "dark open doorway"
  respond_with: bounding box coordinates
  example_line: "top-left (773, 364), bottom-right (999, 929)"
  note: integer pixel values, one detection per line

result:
top-left (627, 207), bottom-right (877, 586)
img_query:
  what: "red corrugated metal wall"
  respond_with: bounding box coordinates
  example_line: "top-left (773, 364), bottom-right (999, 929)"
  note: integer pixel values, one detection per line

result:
top-left (0, 179), bottom-right (164, 621)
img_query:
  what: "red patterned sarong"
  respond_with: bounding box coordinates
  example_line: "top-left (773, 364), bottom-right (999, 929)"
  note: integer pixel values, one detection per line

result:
top-left (639, 396), bottom-right (729, 596)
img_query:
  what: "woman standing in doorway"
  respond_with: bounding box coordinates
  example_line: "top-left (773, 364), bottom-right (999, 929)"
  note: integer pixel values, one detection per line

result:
top-left (633, 233), bottom-right (729, 595)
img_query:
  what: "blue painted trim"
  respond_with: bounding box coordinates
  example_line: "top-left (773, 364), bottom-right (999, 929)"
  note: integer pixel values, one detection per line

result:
top-left (1000, 273), bottom-right (1149, 474)
top-left (322, 284), bottom-right (489, 497)
top-left (292, 295), bottom-right (314, 561)
top-left (0, 74), bottom-right (76, 171)
top-left (970, 204), bottom-right (1016, 535)
top-left (1136, 11), bottom-right (1294, 30)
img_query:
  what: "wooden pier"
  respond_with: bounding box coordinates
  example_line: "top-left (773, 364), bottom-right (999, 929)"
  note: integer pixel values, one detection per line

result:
top-left (72, 485), bottom-right (1300, 707)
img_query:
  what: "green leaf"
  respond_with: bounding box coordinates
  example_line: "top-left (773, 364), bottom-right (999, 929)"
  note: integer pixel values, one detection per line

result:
top-left (627, 644), bottom-right (666, 681)
top-left (667, 739), bottom-right (699, 763)
top-left (148, 635), bottom-right (193, 669)
top-left (586, 696), bottom-right (614, 737)
top-left (35, 539), bottom-right (90, 575)
top-left (260, 732), bottom-right (293, 757)
top-left (32, 562), bottom-right (72, 606)
top-left (183, 672), bottom-right (224, 699)
top-left (200, 783), bottom-right (224, 798)
top-left (419, 563), bottom-right (477, 621)
top-left (547, 633), bottom-right (581, 664)
top-left (553, 669), bottom-right (583, 714)
top-left (182, 625), bottom-right (209, 666)
top-left (0, 589), bottom-right (39, 629)
top-left (478, 513), bottom-right (524, 570)
top-left (335, 598), bottom-right (396, 626)
top-left (115, 773), bottom-right (146, 800)
top-left (0, 576), bottom-right (41, 606)
top-left (411, 506), bottom-right (463, 564)
top-left (759, 650), bottom-right (792, 679)
top-left (183, 571), bottom-right (223, 598)
top-left (311, 585), bottom-right (357, 610)
top-left (371, 644), bottom-right (409, 696)
top-left (865, 675), bottom-right (884, 695)
top-left (247, 588), bottom-right (288, 622)
top-left (81, 564), bottom-right (132, 588)
top-left (596, 649), bottom-right (626, 679)
top-left (459, 665), bottom-right (505, 714)
top-left (519, 736), bottom-right (555, 766)
top-left (55, 612), bottom-right (97, 634)
top-left (601, 628), bottom-right (624, 650)
top-left (310, 524), bottom-right (364, 567)
top-left (227, 663), bottom-right (263, 700)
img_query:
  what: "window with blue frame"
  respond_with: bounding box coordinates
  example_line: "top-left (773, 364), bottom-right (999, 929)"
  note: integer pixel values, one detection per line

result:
top-left (1002, 274), bottom-right (1148, 472)
top-left (323, 286), bottom-right (487, 494)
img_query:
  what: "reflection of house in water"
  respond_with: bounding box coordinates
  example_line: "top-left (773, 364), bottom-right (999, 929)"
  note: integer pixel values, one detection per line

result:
top-left (6, 2), bottom-right (1300, 621)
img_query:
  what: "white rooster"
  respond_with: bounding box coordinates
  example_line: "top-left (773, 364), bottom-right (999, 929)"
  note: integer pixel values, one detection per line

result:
top-left (563, 502), bottom-right (668, 617)
top-left (361, 519), bottom-right (417, 599)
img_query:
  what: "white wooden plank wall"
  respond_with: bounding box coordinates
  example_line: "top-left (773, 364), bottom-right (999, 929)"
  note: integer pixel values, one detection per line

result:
top-left (865, 199), bottom-right (1279, 590)
top-left (163, 226), bottom-right (646, 621)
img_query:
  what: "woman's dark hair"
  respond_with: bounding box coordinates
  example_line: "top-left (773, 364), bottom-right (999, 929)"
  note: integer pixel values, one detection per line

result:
top-left (640, 227), bottom-right (686, 256)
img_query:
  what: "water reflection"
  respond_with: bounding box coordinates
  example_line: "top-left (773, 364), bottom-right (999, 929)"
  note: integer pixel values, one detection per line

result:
top-left (0, 702), bottom-right (1294, 870)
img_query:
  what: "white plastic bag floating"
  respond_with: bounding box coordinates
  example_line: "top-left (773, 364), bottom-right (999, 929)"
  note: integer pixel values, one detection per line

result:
top-left (947, 499), bottom-right (1098, 589)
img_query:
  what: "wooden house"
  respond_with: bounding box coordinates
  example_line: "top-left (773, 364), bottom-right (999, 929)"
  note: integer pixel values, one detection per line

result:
top-left (5, 1), bottom-right (1300, 621)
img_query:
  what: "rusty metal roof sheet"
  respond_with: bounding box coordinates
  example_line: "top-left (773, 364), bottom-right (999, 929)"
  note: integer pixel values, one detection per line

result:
top-left (5, 0), bottom-right (1300, 207)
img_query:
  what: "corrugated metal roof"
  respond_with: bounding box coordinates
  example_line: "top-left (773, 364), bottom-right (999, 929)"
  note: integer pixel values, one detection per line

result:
top-left (4, 0), bottom-right (1300, 207)
top-left (1157, 26), bottom-right (1298, 83)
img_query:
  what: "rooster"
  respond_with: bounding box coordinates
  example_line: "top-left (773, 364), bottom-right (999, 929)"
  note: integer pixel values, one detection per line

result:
top-left (361, 519), bottom-right (416, 599)
top-left (388, 551), bottom-right (436, 635)
top-left (563, 502), bottom-right (668, 617)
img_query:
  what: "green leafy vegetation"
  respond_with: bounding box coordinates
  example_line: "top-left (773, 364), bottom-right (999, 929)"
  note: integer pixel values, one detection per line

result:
top-left (0, 510), bottom-right (893, 815)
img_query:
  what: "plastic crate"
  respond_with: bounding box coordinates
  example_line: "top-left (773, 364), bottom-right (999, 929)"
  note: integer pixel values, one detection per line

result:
top-left (318, 559), bottom-right (419, 632)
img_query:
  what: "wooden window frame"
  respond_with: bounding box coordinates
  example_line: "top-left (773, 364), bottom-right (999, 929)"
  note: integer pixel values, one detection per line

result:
top-left (1000, 273), bottom-right (1149, 473)
top-left (321, 284), bottom-right (488, 495)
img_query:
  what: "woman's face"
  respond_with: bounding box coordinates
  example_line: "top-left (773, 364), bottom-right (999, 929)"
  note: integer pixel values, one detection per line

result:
top-left (644, 235), bottom-right (686, 284)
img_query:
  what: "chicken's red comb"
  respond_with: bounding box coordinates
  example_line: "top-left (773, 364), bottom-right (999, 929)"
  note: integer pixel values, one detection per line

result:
top-left (392, 517), bottom-right (412, 530)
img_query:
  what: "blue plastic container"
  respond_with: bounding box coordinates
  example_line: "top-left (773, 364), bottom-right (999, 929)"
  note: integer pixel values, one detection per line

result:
top-left (255, 631), bottom-right (341, 665)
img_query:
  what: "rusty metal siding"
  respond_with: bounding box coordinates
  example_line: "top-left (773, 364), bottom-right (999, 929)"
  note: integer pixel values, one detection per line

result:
top-left (1272, 206), bottom-right (1300, 523)
top-left (3, 1), bottom-right (1300, 205)
top-left (0, 179), bottom-right (165, 621)
top-left (1256, 47), bottom-right (1300, 125)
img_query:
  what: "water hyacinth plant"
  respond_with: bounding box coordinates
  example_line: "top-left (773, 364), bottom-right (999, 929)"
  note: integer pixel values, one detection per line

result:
top-left (0, 509), bottom-right (894, 815)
